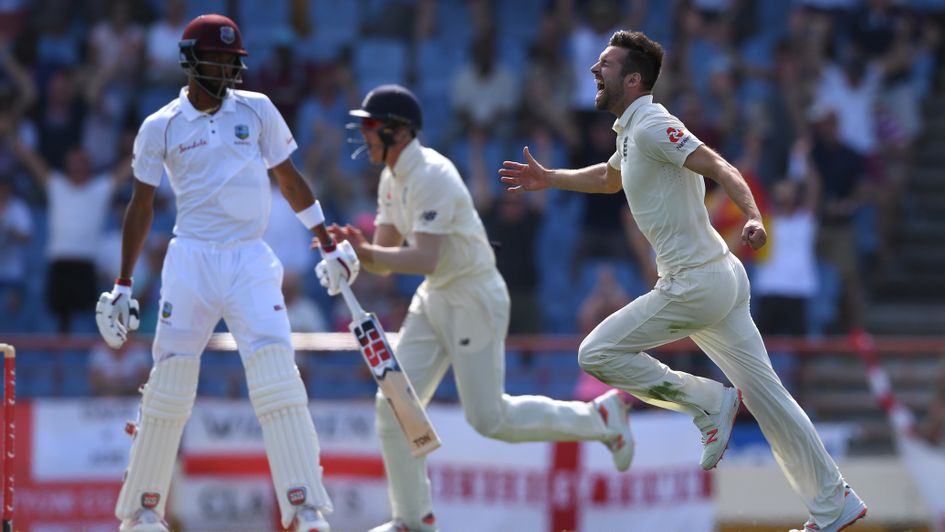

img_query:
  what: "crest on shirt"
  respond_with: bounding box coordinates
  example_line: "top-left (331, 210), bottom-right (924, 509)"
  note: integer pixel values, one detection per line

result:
top-left (161, 301), bottom-right (173, 319)
top-left (220, 26), bottom-right (236, 44)
top-left (420, 210), bottom-right (437, 222)
top-left (235, 124), bottom-right (249, 140)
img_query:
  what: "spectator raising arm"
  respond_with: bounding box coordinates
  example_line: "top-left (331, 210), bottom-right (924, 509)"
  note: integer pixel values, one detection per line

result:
top-left (10, 137), bottom-right (51, 188)
top-left (0, 46), bottom-right (37, 116)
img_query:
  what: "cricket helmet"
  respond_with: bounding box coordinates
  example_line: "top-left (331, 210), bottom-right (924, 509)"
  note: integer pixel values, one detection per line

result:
top-left (178, 14), bottom-right (248, 98)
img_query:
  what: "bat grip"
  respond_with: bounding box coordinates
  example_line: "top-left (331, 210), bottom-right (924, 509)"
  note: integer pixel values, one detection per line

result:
top-left (338, 282), bottom-right (366, 320)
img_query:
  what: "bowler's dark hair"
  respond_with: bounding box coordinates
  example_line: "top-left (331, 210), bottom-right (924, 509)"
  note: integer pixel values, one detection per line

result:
top-left (608, 31), bottom-right (663, 91)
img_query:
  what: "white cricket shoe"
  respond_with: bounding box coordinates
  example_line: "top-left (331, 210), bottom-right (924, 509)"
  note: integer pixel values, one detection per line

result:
top-left (694, 387), bottom-right (741, 470)
top-left (292, 505), bottom-right (330, 532)
top-left (790, 485), bottom-right (868, 531)
top-left (368, 513), bottom-right (438, 532)
top-left (119, 510), bottom-right (169, 532)
top-left (593, 390), bottom-right (635, 472)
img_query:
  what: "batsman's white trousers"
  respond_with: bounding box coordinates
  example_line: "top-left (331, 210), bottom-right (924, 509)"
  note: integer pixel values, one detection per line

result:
top-left (116, 237), bottom-right (331, 525)
top-left (153, 238), bottom-right (294, 358)
top-left (376, 271), bottom-right (613, 526)
top-left (578, 252), bottom-right (846, 526)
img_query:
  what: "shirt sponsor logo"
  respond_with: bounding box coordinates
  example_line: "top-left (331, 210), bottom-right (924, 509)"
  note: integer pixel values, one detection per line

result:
top-left (179, 139), bottom-right (207, 153)
top-left (421, 210), bottom-right (437, 222)
top-left (622, 136), bottom-right (629, 157)
top-left (666, 127), bottom-right (684, 143)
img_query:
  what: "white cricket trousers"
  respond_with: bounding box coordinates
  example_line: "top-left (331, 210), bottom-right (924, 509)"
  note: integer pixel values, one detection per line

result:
top-left (578, 252), bottom-right (846, 525)
top-left (153, 237), bottom-right (294, 358)
top-left (116, 237), bottom-right (331, 524)
top-left (376, 271), bottom-right (613, 525)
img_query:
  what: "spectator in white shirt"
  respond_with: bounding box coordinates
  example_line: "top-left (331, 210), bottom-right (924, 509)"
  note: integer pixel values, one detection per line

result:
top-left (12, 140), bottom-right (130, 332)
top-left (755, 138), bottom-right (821, 337)
top-left (812, 50), bottom-right (882, 156)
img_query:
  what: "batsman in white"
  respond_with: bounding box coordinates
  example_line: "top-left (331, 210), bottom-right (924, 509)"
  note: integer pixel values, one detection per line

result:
top-left (500, 30), bottom-right (868, 532)
top-left (94, 14), bottom-right (358, 532)
top-left (318, 84), bottom-right (634, 532)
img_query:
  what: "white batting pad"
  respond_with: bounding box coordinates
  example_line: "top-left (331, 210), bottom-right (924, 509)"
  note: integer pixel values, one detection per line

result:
top-left (245, 343), bottom-right (332, 527)
top-left (115, 355), bottom-right (200, 521)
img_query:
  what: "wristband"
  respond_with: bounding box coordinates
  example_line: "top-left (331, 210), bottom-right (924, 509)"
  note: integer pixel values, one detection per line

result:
top-left (295, 200), bottom-right (325, 229)
top-left (113, 279), bottom-right (132, 296)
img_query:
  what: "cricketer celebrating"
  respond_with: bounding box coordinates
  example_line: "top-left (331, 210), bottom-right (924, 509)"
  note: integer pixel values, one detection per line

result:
top-left (500, 30), bottom-right (867, 532)
top-left (321, 84), bottom-right (634, 532)
top-left (94, 14), bottom-right (357, 532)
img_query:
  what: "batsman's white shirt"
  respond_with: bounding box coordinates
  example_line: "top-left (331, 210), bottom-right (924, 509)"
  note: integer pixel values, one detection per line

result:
top-left (131, 87), bottom-right (297, 356)
top-left (133, 87), bottom-right (296, 244)
top-left (607, 94), bottom-right (727, 276)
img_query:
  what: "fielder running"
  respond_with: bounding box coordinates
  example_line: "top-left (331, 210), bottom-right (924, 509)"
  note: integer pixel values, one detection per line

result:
top-left (500, 30), bottom-right (867, 532)
top-left (320, 84), bottom-right (634, 532)
top-left (94, 14), bottom-right (358, 532)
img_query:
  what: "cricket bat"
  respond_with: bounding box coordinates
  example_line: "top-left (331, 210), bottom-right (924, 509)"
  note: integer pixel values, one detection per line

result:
top-left (338, 283), bottom-right (441, 457)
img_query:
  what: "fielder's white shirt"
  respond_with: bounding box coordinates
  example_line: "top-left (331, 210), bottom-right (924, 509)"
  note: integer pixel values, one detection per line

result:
top-left (608, 95), bottom-right (728, 276)
top-left (132, 88), bottom-right (297, 243)
top-left (375, 139), bottom-right (495, 289)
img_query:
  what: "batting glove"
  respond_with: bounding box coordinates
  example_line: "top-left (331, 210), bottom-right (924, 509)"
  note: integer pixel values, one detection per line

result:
top-left (95, 280), bottom-right (140, 349)
top-left (316, 240), bottom-right (360, 296)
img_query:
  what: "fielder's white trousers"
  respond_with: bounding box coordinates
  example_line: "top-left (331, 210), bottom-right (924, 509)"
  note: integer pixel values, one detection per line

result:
top-left (578, 252), bottom-right (846, 525)
top-left (376, 271), bottom-right (612, 526)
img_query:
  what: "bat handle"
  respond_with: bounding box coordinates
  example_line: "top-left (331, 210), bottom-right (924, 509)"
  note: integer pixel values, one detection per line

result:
top-left (338, 282), bottom-right (366, 320)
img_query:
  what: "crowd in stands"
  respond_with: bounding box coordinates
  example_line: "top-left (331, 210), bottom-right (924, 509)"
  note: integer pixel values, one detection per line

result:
top-left (1, 0), bottom-right (944, 400)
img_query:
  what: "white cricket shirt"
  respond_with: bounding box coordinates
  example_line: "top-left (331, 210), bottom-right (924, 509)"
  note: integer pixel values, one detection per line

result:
top-left (375, 139), bottom-right (495, 289)
top-left (132, 88), bottom-right (297, 243)
top-left (608, 95), bottom-right (728, 276)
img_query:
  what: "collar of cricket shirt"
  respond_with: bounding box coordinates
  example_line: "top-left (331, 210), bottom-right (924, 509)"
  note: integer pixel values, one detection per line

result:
top-left (391, 138), bottom-right (423, 180)
top-left (612, 94), bottom-right (653, 135)
top-left (179, 87), bottom-right (237, 122)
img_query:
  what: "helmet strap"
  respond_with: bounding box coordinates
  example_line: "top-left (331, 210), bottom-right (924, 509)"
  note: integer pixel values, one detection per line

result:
top-left (192, 74), bottom-right (227, 101)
